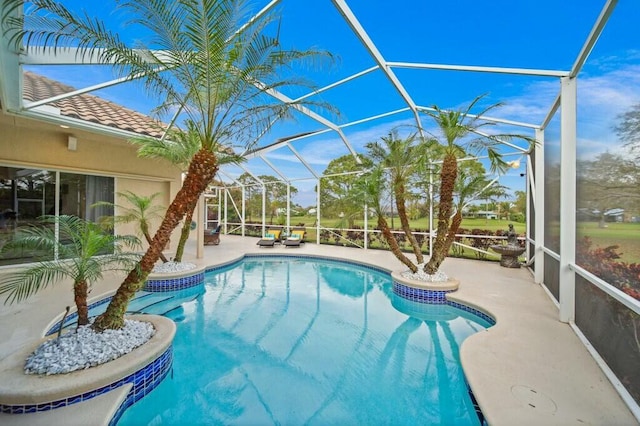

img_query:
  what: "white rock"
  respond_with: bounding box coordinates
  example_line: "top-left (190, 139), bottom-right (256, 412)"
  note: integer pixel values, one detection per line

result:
top-left (152, 261), bottom-right (197, 274)
top-left (401, 264), bottom-right (449, 282)
top-left (24, 319), bottom-right (155, 375)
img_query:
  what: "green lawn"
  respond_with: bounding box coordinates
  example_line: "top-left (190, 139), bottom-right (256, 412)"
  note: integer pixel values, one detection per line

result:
top-left (577, 222), bottom-right (640, 263)
top-left (259, 215), bottom-right (640, 263)
top-left (289, 215), bottom-right (525, 233)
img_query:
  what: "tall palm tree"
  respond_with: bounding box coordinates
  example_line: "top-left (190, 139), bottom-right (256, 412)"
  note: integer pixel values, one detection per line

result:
top-left (366, 131), bottom-right (426, 265)
top-left (353, 167), bottom-right (418, 273)
top-left (130, 121), bottom-right (244, 262)
top-left (0, 215), bottom-right (140, 326)
top-left (4, 0), bottom-right (332, 330)
top-left (95, 191), bottom-right (169, 263)
top-left (422, 95), bottom-right (534, 274)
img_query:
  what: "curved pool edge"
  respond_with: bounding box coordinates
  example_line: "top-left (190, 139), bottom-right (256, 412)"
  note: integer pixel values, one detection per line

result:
top-left (0, 315), bottom-right (175, 413)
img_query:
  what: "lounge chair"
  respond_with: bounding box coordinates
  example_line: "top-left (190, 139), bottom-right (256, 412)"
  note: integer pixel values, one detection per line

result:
top-left (266, 228), bottom-right (283, 243)
top-left (257, 233), bottom-right (276, 247)
top-left (204, 225), bottom-right (221, 245)
top-left (284, 228), bottom-right (306, 248)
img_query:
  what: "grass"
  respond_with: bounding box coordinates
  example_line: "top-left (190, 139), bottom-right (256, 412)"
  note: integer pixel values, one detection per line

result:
top-left (288, 215), bottom-right (525, 233)
top-left (248, 215), bottom-right (640, 263)
top-left (577, 221), bottom-right (640, 263)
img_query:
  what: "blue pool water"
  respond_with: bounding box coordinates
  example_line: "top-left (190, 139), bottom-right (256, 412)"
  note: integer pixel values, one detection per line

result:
top-left (118, 257), bottom-right (491, 425)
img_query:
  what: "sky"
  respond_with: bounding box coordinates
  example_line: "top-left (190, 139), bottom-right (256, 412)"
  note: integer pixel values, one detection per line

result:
top-left (22, 0), bottom-right (640, 207)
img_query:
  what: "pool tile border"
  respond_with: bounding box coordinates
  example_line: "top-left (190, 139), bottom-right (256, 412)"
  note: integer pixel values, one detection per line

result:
top-left (143, 271), bottom-right (205, 292)
top-left (0, 346), bottom-right (172, 416)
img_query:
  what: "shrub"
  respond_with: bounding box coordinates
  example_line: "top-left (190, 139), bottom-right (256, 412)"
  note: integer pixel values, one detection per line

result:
top-left (577, 237), bottom-right (640, 301)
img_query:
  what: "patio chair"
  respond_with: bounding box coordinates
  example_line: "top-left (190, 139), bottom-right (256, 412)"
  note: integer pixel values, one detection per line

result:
top-left (283, 228), bottom-right (306, 248)
top-left (204, 225), bottom-right (221, 245)
top-left (266, 228), bottom-right (283, 243)
top-left (256, 233), bottom-right (276, 247)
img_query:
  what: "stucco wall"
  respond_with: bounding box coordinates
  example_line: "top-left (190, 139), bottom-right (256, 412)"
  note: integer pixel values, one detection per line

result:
top-left (0, 112), bottom-right (183, 253)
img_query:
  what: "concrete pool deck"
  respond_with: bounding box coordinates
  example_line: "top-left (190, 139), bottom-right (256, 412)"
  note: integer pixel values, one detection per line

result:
top-left (0, 235), bottom-right (637, 425)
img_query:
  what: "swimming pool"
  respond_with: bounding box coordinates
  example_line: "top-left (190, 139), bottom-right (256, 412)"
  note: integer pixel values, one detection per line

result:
top-left (117, 256), bottom-right (491, 425)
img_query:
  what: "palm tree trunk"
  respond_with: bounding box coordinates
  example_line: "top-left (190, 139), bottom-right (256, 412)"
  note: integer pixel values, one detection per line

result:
top-left (142, 224), bottom-right (169, 263)
top-left (378, 216), bottom-right (417, 273)
top-left (174, 204), bottom-right (196, 262)
top-left (395, 182), bottom-right (424, 264)
top-left (443, 210), bottom-right (463, 256)
top-left (424, 153), bottom-right (457, 275)
top-left (74, 279), bottom-right (90, 326)
top-left (93, 149), bottom-right (218, 331)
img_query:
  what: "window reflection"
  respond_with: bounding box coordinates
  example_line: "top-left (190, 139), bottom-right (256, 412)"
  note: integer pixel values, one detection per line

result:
top-left (0, 167), bottom-right (113, 266)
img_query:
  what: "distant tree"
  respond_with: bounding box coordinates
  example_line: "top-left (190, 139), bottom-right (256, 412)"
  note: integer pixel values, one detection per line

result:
top-left (614, 103), bottom-right (640, 160)
top-left (237, 173), bottom-right (262, 222)
top-left (578, 152), bottom-right (640, 227)
top-left (514, 190), bottom-right (527, 217)
top-left (319, 154), bottom-right (373, 227)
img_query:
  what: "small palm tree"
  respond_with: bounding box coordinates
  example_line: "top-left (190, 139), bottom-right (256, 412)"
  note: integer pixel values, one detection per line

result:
top-left (3, 0), bottom-right (332, 330)
top-left (423, 95), bottom-right (534, 275)
top-left (95, 191), bottom-right (169, 263)
top-left (366, 131), bottom-right (426, 265)
top-left (0, 215), bottom-right (141, 327)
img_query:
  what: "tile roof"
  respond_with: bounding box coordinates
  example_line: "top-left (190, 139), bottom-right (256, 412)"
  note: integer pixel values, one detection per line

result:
top-left (22, 71), bottom-right (166, 138)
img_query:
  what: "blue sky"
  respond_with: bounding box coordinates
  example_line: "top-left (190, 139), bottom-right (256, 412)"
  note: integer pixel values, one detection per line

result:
top-left (25, 0), bottom-right (640, 207)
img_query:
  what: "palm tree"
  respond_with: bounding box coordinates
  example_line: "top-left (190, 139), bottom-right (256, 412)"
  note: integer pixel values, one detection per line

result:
top-left (366, 131), bottom-right (426, 265)
top-left (0, 215), bottom-right (140, 326)
top-left (422, 95), bottom-right (534, 274)
top-left (4, 0), bottom-right (332, 330)
top-left (130, 121), bottom-right (244, 262)
top-left (95, 191), bottom-right (169, 263)
top-left (353, 167), bottom-right (418, 273)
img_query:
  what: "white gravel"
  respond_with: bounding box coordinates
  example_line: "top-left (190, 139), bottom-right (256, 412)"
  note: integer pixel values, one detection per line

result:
top-left (24, 261), bottom-right (195, 376)
top-left (25, 320), bottom-right (155, 375)
top-left (401, 264), bottom-right (449, 282)
top-left (152, 261), bottom-right (197, 274)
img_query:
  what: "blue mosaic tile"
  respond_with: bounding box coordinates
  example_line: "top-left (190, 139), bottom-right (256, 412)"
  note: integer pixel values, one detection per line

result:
top-left (392, 281), bottom-right (452, 304)
top-left (144, 272), bottom-right (205, 292)
top-left (0, 346), bottom-right (173, 417)
top-left (109, 349), bottom-right (173, 426)
top-left (448, 301), bottom-right (496, 326)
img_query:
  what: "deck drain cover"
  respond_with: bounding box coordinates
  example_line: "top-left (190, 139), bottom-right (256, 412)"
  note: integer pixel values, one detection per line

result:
top-left (511, 385), bottom-right (557, 414)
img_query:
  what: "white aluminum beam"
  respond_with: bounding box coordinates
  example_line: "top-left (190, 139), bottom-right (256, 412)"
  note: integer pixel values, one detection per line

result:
top-left (387, 61), bottom-right (569, 77)
top-left (254, 78), bottom-right (359, 159)
top-left (243, 128), bottom-right (331, 159)
top-left (259, 154), bottom-right (289, 182)
top-left (559, 76), bottom-right (577, 323)
top-left (238, 164), bottom-right (264, 185)
top-left (472, 129), bottom-right (531, 153)
top-left (339, 107), bottom-right (411, 129)
top-left (534, 128), bottom-right (545, 285)
top-left (570, 0), bottom-right (618, 78)
top-left (23, 69), bottom-right (160, 110)
top-left (330, 0), bottom-right (426, 139)
top-left (418, 105), bottom-right (539, 130)
top-left (293, 65), bottom-right (379, 102)
top-left (0, 2), bottom-right (22, 112)
top-left (541, 93), bottom-right (561, 130)
top-left (286, 142), bottom-right (320, 179)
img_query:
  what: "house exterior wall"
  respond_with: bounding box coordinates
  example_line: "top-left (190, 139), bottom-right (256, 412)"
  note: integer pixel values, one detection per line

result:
top-left (0, 112), bottom-right (182, 253)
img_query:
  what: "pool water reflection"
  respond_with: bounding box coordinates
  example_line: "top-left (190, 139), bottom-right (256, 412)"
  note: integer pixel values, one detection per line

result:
top-left (118, 256), bottom-right (491, 425)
